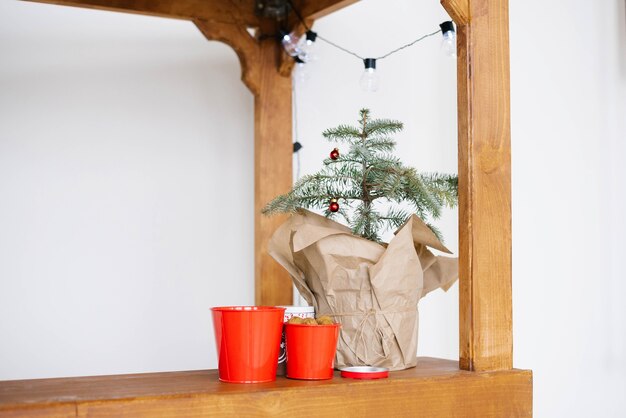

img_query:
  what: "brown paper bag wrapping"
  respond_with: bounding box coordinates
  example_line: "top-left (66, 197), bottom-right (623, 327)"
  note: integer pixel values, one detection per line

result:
top-left (268, 209), bottom-right (458, 371)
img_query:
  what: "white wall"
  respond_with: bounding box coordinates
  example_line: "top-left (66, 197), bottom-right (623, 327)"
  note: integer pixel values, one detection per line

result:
top-left (510, 0), bottom-right (626, 416)
top-left (0, 1), bottom-right (255, 378)
top-left (1, 0), bottom-right (625, 417)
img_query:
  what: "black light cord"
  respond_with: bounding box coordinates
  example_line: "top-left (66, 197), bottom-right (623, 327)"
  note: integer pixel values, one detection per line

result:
top-left (287, 0), bottom-right (310, 31)
top-left (286, 0), bottom-right (442, 61)
top-left (373, 29), bottom-right (442, 60)
top-left (315, 34), bottom-right (363, 60)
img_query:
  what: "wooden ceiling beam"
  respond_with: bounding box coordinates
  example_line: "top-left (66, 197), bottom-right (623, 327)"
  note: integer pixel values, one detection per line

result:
top-left (22, 0), bottom-right (261, 26)
top-left (21, 0), bottom-right (360, 27)
top-left (297, 0), bottom-right (359, 21)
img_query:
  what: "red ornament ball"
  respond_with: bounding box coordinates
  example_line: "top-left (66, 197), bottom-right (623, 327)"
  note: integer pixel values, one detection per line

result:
top-left (329, 199), bottom-right (339, 212)
top-left (330, 148), bottom-right (340, 160)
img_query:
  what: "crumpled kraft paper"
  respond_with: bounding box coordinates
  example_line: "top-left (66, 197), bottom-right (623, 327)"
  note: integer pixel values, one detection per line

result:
top-left (268, 209), bottom-right (458, 371)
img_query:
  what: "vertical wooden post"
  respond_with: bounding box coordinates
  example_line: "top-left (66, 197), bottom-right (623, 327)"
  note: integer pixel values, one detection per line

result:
top-left (254, 39), bottom-right (294, 306)
top-left (441, 0), bottom-right (513, 371)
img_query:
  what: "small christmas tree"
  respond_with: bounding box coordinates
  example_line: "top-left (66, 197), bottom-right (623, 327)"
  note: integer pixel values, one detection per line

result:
top-left (262, 109), bottom-right (458, 243)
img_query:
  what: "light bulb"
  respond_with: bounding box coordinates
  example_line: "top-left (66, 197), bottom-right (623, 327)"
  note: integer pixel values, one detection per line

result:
top-left (439, 21), bottom-right (456, 57)
top-left (359, 58), bottom-right (379, 92)
top-left (296, 46), bottom-right (310, 62)
top-left (280, 31), bottom-right (300, 57)
top-left (297, 30), bottom-right (318, 62)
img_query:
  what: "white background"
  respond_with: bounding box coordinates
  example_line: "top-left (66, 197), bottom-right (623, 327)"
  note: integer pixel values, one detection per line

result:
top-left (1, 0), bottom-right (625, 416)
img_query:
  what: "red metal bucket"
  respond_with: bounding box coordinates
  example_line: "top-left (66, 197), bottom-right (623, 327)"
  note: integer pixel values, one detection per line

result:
top-left (285, 323), bottom-right (340, 380)
top-left (211, 306), bottom-right (286, 383)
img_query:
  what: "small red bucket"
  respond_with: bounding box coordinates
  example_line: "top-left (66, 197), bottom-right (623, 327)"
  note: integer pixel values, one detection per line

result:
top-left (211, 306), bottom-right (286, 383)
top-left (285, 323), bottom-right (341, 380)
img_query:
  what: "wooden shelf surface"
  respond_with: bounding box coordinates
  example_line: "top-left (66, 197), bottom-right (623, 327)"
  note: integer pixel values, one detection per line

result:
top-left (0, 357), bottom-right (532, 417)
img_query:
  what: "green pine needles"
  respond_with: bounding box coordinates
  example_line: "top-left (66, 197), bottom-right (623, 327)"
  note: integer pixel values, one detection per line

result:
top-left (262, 109), bottom-right (458, 243)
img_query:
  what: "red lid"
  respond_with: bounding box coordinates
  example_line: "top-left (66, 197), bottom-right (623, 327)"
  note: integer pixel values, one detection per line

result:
top-left (340, 366), bottom-right (389, 380)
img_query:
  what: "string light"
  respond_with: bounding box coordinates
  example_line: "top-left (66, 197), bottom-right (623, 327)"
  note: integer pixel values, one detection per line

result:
top-left (281, 2), bottom-right (454, 91)
top-left (359, 58), bottom-right (379, 92)
top-left (279, 30), bottom-right (301, 57)
top-left (297, 30), bottom-right (318, 62)
top-left (439, 21), bottom-right (456, 57)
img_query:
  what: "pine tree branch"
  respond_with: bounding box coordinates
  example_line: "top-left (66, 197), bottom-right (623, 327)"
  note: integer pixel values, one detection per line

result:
top-left (419, 173), bottom-right (459, 208)
top-left (324, 156), bottom-right (362, 165)
top-left (365, 119), bottom-right (403, 136)
top-left (322, 125), bottom-right (362, 142)
top-left (262, 108), bottom-right (458, 244)
top-left (363, 137), bottom-right (397, 153)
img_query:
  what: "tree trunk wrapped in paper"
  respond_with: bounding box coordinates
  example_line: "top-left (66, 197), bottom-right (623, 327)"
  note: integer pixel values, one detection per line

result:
top-left (269, 209), bottom-right (457, 370)
top-left (263, 109), bottom-right (459, 370)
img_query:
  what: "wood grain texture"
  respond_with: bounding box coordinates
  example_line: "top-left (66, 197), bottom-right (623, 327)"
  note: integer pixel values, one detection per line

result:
top-left (0, 407), bottom-right (75, 418)
top-left (440, 0), bottom-right (470, 25)
top-left (451, 0), bottom-right (513, 372)
top-left (0, 358), bottom-right (532, 417)
top-left (22, 0), bottom-right (260, 26)
top-left (254, 38), bottom-right (293, 306)
top-left (20, 0), bottom-right (360, 28)
top-left (194, 19), bottom-right (261, 95)
top-left (296, 0), bottom-right (360, 20)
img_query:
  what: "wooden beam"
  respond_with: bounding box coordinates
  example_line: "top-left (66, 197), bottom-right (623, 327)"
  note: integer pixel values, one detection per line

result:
top-left (0, 358), bottom-right (532, 417)
top-left (453, 0), bottom-right (513, 371)
top-left (254, 37), bottom-right (293, 306)
top-left (440, 0), bottom-right (470, 25)
top-left (194, 19), bottom-right (261, 95)
top-left (298, 0), bottom-right (359, 21)
top-left (22, 0), bottom-right (260, 26)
